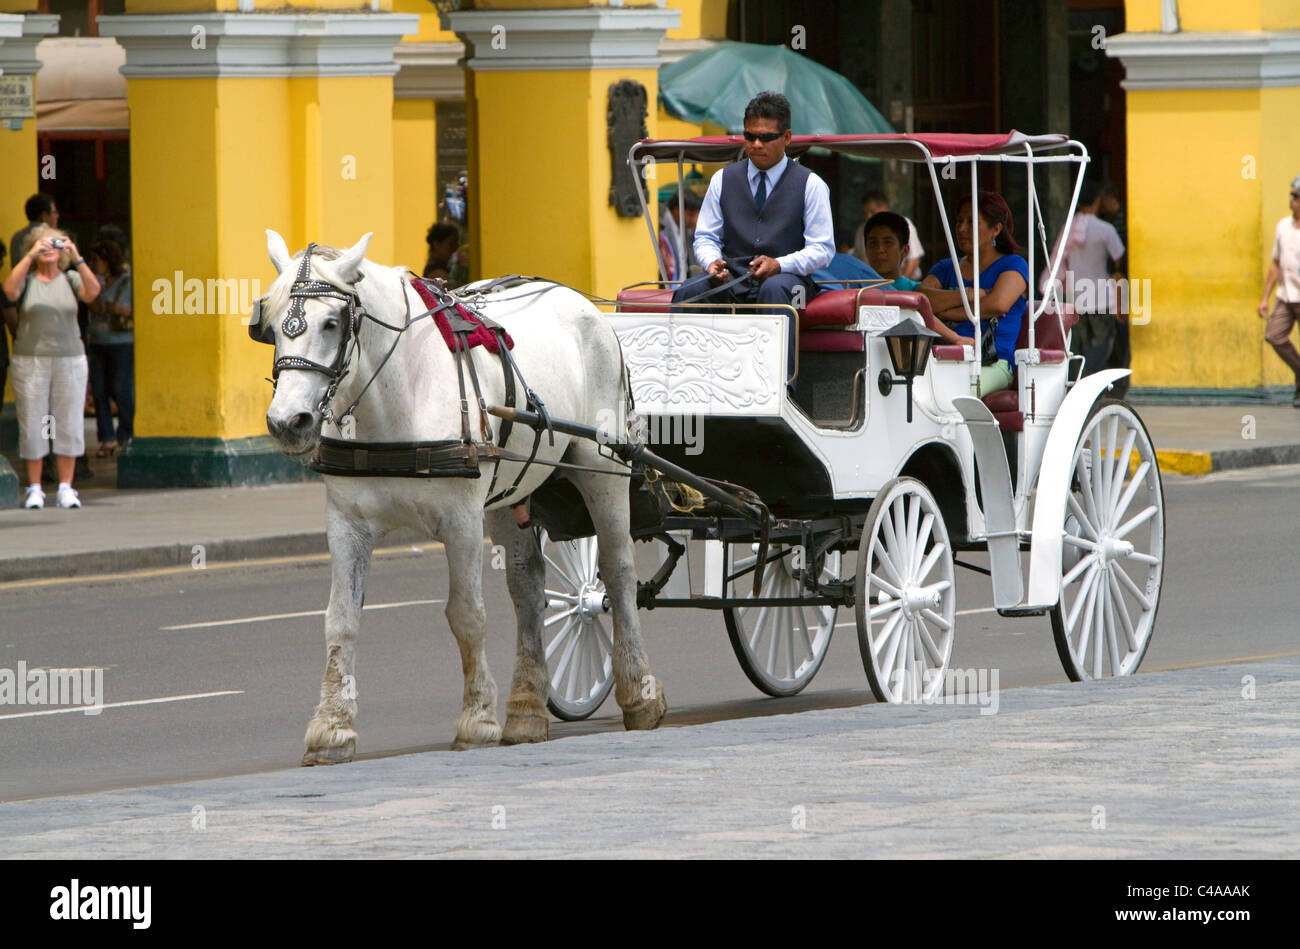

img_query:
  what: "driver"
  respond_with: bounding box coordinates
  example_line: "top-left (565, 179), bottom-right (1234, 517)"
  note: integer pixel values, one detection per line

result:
top-left (672, 91), bottom-right (834, 369)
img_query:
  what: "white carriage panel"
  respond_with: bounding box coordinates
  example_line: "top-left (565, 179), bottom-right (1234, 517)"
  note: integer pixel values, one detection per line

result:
top-left (609, 314), bottom-right (784, 417)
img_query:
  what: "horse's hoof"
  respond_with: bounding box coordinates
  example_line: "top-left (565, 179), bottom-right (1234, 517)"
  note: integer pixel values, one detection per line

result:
top-left (452, 714), bottom-right (502, 750)
top-left (301, 738), bottom-right (356, 766)
top-left (622, 686), bottom-right (667, 731)
top-left (501, 712), bottom-right (549, 745)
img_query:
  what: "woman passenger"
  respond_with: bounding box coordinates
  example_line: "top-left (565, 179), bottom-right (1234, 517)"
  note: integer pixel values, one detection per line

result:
top-left (918, 190), bottom-right (1029, 395)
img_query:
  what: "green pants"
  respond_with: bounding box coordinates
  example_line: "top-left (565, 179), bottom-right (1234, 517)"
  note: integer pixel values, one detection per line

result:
top-left (972, 358), bottom-right (1013, 397)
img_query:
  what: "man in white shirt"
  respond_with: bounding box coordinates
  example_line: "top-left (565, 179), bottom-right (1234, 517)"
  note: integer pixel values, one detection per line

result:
top-left (1259, 176), bottom-right (1300, 407)
top-left (852, 191), bottom-right (923, 280)
top-left (673, 91), bottom-right (835, 372)
top-left (1051, 180), bottom-right (1126, 376)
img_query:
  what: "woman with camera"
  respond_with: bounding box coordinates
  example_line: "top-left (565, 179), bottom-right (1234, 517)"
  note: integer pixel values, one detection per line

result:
top-left (1, 226), bottom-right (100, 509)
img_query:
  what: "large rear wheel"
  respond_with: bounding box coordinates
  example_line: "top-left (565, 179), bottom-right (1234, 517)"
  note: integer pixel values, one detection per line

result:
top-left (1049, 399), bottom-right (1164, 680)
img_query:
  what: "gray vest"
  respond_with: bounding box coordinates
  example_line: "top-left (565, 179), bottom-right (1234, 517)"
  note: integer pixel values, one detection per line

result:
top-left (720, 159), bottom-right (810, 261)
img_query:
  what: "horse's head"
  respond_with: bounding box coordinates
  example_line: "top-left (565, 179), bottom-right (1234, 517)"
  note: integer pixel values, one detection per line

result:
top-left (253, 229), bottom-right (372, 457)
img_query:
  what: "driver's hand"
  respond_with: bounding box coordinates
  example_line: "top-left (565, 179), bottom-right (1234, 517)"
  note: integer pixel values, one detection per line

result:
top-left (750, 255), bottom-right (780, 280)
top-left (707, 259), bottom-right (728, 283)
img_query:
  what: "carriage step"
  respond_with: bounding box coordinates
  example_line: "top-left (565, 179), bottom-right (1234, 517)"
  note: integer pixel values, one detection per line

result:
top-left (997, 606), bottom-right (1049, 617)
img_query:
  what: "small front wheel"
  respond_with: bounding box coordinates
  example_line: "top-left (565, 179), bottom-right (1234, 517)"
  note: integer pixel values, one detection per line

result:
top-left (855, 477), bottom-right (957, 703)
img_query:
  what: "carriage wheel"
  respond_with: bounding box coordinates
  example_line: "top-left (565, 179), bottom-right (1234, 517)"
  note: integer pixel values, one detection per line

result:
top-left (854, 477), bottom-right (956, 703)
top-left (538, 531), bottom-right (615, 721)
top-left (723, 544), bottom-right (841, 697)
top-left (1050, 399), bottom-right (1164, 680)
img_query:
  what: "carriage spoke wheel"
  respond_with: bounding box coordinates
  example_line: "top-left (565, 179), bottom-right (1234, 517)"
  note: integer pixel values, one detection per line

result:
top-left (1050, 399), bottom-right (1164, 681)
top-left (855, 477), bottom-right (956, 703)
top-left (539, 531), bottom-right (615, 721)
top-left (723, 544), bottom-right (841, 697)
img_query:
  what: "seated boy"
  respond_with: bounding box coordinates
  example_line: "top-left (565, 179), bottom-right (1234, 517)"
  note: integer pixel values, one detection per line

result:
top-left (862, 211), bottom-right (920, 291)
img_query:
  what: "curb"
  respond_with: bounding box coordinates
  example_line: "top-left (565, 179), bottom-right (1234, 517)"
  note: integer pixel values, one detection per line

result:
top-left (1157, 443), bottom-right (1300, 476)
top-left (0, 531), bottom-right (330, 584)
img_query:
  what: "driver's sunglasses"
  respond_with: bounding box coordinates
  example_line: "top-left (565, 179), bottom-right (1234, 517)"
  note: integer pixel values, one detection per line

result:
top-left (743, 131), bottom-right (784, 143)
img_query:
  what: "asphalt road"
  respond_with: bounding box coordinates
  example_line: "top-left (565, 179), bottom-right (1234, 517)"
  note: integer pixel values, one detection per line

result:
top-left (1, 463), bottom-right (1297, 803)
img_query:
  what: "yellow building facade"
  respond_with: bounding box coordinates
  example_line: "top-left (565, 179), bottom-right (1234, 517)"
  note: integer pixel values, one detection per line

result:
top-left (1109, 0), bottom-right (1300, 397)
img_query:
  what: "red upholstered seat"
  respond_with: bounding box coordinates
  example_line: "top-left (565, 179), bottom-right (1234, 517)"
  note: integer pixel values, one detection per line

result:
top-left (615, 287), bottom-right (674, 310)
top-left (801, 288), bottom-right (943, 332)
top-left (800, 330), bottom-right (864, 352)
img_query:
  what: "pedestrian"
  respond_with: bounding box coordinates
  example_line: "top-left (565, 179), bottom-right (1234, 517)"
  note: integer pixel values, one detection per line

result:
top-left (1259, 175), bottom-right (1300, 407)
top-left (86, 239), bottom-right (134, 455)
top-left (11, 194), bottom-right (59, 269)
top-left (1, 227), bottom-right (100, 509)
top-left (422, 222), bottom-right (460, 282)
top-left (1045, 179), bottom-right (1126, 378)
top-left (1098, 183), bottom-right (1131, 398)
top-left (853, 191), bottom-right (924, 280)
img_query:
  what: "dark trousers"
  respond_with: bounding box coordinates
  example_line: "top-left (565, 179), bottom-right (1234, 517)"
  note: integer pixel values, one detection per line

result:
top-left (88, 341), bottom-right (135, 443)
top-left (672, 272), bottom-right (814, 379)
top-left (1072, 312), bottom-right (1117, 378)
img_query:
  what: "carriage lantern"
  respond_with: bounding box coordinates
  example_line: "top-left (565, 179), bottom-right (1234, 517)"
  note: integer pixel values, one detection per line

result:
top-left (877, 318), bottom-right (940, 423)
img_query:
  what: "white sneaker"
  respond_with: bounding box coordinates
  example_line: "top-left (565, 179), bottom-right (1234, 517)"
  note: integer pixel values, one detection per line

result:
top-left (56, 484), bottom-right (81, 509)
top-left (24, 485), bottom-right (45, 509)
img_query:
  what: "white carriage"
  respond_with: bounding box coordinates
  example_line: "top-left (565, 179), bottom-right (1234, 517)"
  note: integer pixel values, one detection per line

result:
top-left (526, 131), bottom-right (1164, 719)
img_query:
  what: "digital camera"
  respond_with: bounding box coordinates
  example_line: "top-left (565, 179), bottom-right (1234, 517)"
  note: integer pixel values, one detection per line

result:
top-left (50, 238), bottom-right (66, 249)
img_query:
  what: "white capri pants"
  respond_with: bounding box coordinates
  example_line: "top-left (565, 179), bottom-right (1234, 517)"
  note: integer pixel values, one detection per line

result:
top-left (10, 354), bottom-right (89, 459)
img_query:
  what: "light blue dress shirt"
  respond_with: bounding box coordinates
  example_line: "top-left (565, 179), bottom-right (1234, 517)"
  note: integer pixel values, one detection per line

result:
top-left (692, 155), bottom-right (835, 277)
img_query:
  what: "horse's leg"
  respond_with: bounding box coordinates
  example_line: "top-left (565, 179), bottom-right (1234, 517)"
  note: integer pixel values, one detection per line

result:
top-left (485, 508), bottom-right (551, 744)
top-left (302, 506), bottom-right (375, 766)
top-left (444, 513), bottom-right (502, 749)
top-left (567, 467), bottom-right (667, 730)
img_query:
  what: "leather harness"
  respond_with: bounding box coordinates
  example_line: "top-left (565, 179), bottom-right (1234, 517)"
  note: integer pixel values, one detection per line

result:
top-left (251, 247), bottom-right (558, 504)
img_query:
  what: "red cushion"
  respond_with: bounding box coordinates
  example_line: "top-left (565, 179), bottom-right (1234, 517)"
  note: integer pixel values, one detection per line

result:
top-left (992, 411), bottom-right (1024, 433)
top-left (801, 288), bottom-right (944, 333)
top-left (616, 288), bottom-right (673, 310)
top-left (982, 389), bottom-right (1019, 413)
top-left (1018, 304), bottom-right (1079, 351)
top-left (800, 330), bottom-right (864, 352)
top-left (931, 344), bottom-right (967, 362)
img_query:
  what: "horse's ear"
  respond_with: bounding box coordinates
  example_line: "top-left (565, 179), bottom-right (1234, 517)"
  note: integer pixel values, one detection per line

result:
top-left (267, 229), bottom-right (292, 275)
top-left (333, 232), bottom-right (372, 284)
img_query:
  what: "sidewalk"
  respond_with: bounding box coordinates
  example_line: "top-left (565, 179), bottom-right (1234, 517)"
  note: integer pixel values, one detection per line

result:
top-left (1, 404), bottom-right (1298, 583)
top-left (0, 658), bottom-right (1295, 858)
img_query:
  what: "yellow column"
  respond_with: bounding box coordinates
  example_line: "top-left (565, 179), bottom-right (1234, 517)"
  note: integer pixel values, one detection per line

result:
top-left (1109, 1), bottom-right (1300, 395)
top-left (99, 6), bottom-right (416, 486)
top-left (0, 10), bottom-right (58, 408)
top-left (449, 4), bottom-right (680, 298)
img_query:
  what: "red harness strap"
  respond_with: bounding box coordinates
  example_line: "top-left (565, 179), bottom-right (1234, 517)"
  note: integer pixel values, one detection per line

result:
top-left (410, 278), bottom-right (513, 353)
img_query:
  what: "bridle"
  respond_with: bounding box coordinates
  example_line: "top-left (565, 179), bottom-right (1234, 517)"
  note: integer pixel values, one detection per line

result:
top-left (250, 242), bottom-right (369, 425)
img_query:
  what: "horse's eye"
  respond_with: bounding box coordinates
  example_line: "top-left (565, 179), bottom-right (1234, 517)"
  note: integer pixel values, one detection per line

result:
top-left (323, 318), bottom-right (339, 331)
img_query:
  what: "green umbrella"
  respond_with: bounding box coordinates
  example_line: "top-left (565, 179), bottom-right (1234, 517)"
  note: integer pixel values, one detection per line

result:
top-left (659, 41), bottom-right (893, 135)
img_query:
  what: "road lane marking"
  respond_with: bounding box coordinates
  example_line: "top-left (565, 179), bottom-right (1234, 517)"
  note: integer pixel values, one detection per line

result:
top-left (160, 598), bottom-right (445, 631)
top-left (0, 690), bottom-right (244, 721)
top-left (0, 541), bottom-right (453, 592)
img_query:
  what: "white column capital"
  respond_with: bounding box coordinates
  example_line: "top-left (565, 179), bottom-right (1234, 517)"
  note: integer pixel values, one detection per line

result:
top-left (1105, 30), bottom-right (1300, 90)
top-left (394, 40), bottom-right (465, 100)
top-left (0, 13), bottom-right (59, 76)
top-left (97, 12), bottom-right (419, 79)
top-left (446, 7), bottom-right (680, 72)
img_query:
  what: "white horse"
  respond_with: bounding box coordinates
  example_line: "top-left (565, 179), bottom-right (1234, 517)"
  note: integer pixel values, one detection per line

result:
top-left (254, 230), bottom-right (666, 764)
